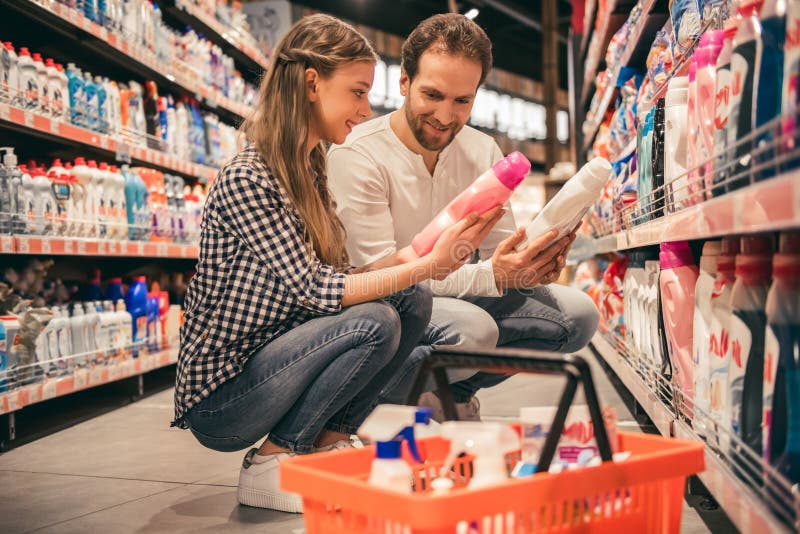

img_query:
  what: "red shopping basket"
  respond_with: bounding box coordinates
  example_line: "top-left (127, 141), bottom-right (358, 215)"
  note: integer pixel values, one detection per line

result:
top-left (282, 347), bottom-right (705, 533)
top-left (281, 429), bottom-right (704, 533)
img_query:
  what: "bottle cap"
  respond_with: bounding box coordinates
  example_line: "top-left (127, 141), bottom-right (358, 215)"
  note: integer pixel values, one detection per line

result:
top-left (701, 240), bottom-right (722, 257)
top-left (88, 160), bottom-right (98, 168)
top-left (74, 157), bottom-right (86, 166)
top-left (721, 237), bottom-right (740, 256)
top-left (779, 232), bottom-right (800, 254)
top-left (738, 0), bottom-right (765, 15)
top-left (45, 58), bottom-right (56, 68)
top-left (740, 235), bottom-right (773, 255)
top-left (659, 241), bottom-right (695, 269)
top-left (32, 53), bottom-right (43, 62)
top-left (492, 151), bottom-right (531, 190)
top-left (98, 162), bottom-right (108, 170)
top-left (18, 47), bottom-right (30, 56)
top-left (375, 440), bottom-right (402, 459)
top-left (135, 275), bottom-right (147, 283)
top-left (110, 277), bottom-right (122, 284)
top-left (723, 16), bottom-right (739, 38)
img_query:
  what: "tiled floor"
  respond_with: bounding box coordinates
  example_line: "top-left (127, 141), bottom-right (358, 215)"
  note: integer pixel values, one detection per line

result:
top-left (0, 348), bottom-right (725, 533)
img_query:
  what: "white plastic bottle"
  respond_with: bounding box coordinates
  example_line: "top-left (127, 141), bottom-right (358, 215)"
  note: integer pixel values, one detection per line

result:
top-left (54, 307), bottom-right (73, 375)
top-left (664, 76), bottom-right (689, 211)
top-left (709, 237), bottom-right (740, 453)
top-left (101, 300), bottom-right (119, 362)
top-left (96, 162), bottom-right (112, 239)
top-left (32, 53), bottom-right (48, 116)
top-left (105, 79), bottom-right (121, 135)
top-left (70, 303), bottom-right (88, 368)
top-left (693, 240), bottom-right (722, 437)
top-left (44, 58), bottom-right (61, 119)
top-left (31, 167), bottom-right (56, 235)
top-left (1, 42), bottom-right (19, 104)
top-left (83, 301), bottom-right (101, 365)
top-left (87, 160), bottom-right (103, 238)
top-left (50, 171), bottom-right (71, 236)
top-left (523, 157), bottom-right (612, 248)
top-left (17, 47), bottom-right (38, 111)
top-left (115, 299), bottom-right (133, 359)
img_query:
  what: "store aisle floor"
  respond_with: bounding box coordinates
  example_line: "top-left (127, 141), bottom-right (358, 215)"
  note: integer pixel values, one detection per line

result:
top-left (0, 348), bottom-right (718, 534)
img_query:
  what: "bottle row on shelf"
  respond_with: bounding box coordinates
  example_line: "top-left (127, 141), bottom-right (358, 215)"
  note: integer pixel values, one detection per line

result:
top-left (0, 147), bottom-right (207, 244)
top-left (1, 272), bottom-right (182, 397)
top-left (575, 230), bottom-right (800, 529)
top-left (41, 0), bottom-right (259, 108)
top-left (1, 38), bottom-right (245, 168)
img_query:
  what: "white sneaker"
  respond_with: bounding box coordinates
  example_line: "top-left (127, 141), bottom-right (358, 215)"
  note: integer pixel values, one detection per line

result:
top-left (312, 439), bottom-right (353, 452)
top-left (237, 448), bottom-right (303, 513)
top-left (417, 392), bottom-right (481, 422)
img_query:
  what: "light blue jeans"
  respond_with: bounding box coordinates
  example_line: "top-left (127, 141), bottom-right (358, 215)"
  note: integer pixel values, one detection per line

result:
top-left (380, 284), bottom-right (600, 403)
top-left (185, 284), bottom-right (433, 453)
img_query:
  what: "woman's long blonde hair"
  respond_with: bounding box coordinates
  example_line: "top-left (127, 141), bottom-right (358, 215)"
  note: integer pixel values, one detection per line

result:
top-left (243, 14), bottom-right (378, 268)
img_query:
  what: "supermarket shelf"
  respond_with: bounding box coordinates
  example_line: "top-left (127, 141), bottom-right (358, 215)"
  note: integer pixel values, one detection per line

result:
top-left (9, 0), bottom-right (252, 124)
top-left (0, 348), bottom-right (178, 416)
top-left (4, 235), bottom-right (198, 259)
top-left (591, 333), bottom-right (792, 534)
top-left (582, 0), bottom-right (669, 150)
top-left (0, 102), bottom-right (218, 183)
top-left (162, 0), bottom-right (270, 78)
top-left (586, 170), bottom-right (800, 254)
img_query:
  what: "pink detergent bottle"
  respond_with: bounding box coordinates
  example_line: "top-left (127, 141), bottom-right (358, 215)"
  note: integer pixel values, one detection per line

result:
top-left (411, 151), bottom-right (530, 256)
top-left (660, 241), bottom-right (699, 419)
top-left (695, 31), bottom-right (725, 200)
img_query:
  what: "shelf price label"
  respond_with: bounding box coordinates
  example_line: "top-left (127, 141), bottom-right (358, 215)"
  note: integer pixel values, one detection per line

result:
top-left (116, 141), bottom-right (132, 164)
top-left (0, 235), bottom-right (13, 252)
top-left (157, 243), bottom-right (168, 257)
top-left (74, 369), bottom-right (88, 389)
top-left (18, 238), bottom-right (29, 254)
top-left (97, 240), bottom-right (107, 255)
top-left (41, 238), bottom-right (51, 254)
top-left (42, 380), bottom-right (57, 401)
top-left (89, 366), bottom-right (104, 385)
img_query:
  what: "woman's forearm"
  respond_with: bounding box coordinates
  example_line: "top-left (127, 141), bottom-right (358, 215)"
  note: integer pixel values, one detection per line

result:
top-left (342, 256), bottom-right (432, 307)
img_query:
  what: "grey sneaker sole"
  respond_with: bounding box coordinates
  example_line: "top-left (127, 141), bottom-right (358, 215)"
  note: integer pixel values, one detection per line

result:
top-left (237, 486), bottom-right (304, 513)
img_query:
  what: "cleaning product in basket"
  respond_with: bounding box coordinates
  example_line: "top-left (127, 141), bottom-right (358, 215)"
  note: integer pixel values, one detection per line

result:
top-left (410, 151), bottom-right (530, 256)
top-left (754, 0), bottom-right (788, 181)
top-left (517, 405), bottom-right (604, 472)
top-left (709, 237), bottom-right (739, 453)
top-left (357, 404), bottom-right (433, 493)
top-left (725, 0), bottom-right (766, 192)
top-left (438, 421), bottom-right (519, 488)
top-left (660, 242), bottom-right (699, 418)
top-left (693, 240), bottom-right (722, 437)
top-left (729, 235), bottom-right (773, 461)
top-left (763, 233), bottom-right (800, 481)
top-left (523, 157), bottom-right (611, 249)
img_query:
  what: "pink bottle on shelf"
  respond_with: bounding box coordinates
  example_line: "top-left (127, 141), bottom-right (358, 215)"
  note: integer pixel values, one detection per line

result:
top-left (411, 151), bottom-right (530, 256)
top-left (695, 31), bottom-right (726, 201)
top-left (686, 59), bottom-right (699, 206)
top-left (660, 241), bottom-right (699, 418)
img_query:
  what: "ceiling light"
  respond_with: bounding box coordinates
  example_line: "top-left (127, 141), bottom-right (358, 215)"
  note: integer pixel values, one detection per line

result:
top-left (465, 8), bottom-right (479, 20)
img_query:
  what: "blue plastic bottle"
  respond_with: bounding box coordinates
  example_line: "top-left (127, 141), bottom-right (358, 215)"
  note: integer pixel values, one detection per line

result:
top-left (86, 268), bottom-right (102, 301)
top-left (106, 276), bottom-right (123, 302)
top-left (764, 233), bottom-right (800, 484)
top-left (146, 294), bottom-right (159, 351)
top-left (0, 319), bottom-right (6, 392)
top-left (125, 276), bottom-right (148, 357)
top-left (754, 0), bottom-right (787, 181)
top-left (82, 73), bottom-right (98, 131)
top-left (95, 75), bottom-right (107, 133)
top-left (66, 63), bottom-right (84, 127)
top-left (84, 0), bottom-right (97, 22)
top-left (123, 165), bottom-right (138, 240)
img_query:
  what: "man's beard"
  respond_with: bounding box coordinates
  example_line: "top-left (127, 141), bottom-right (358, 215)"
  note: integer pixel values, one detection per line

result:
top-left (405, 104), bottom-right (460, 151)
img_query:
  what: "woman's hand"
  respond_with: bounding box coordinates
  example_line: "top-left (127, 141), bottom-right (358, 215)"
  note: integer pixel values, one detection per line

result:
top-left (427, 206), bottom-right (505, 281)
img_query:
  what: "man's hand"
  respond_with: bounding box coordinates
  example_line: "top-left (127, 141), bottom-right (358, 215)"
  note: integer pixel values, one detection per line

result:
top-left (492, 228), bottom-right (575, 290)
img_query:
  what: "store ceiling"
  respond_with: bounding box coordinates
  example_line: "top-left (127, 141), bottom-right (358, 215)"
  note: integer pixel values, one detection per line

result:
top-left (284, 0), bottom-right (573, 89)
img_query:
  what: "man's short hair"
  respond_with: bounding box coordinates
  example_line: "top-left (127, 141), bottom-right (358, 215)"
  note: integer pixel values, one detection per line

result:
top-left (401, 13), bottom-right (493, 86)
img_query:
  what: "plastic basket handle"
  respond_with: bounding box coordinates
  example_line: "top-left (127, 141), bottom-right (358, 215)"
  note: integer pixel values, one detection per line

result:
top-left (405, 346), bottom-right (614, 473)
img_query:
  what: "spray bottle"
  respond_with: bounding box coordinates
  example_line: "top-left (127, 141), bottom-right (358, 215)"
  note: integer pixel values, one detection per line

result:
top-left (437, 422), bottom-right (519, 489)
top-left (357, 404), bottom-right (433, 493)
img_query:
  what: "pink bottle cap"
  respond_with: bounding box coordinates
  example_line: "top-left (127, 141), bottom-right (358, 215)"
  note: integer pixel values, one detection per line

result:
top-left (660, 241), bottom-right (695, 269)
top-left (492, 151), bottom-right (531, 190)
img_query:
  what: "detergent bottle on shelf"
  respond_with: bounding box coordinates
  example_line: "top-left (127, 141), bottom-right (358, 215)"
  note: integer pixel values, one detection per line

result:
top-left (357, 405), bottom-right (433, 493)
top-left (17, 47), bottom-right (38, 111)
top-left (1, 42), bottom-right (19, 105)
top-left (712, 16), bottom-right (741, 198)
top-left (693, 240), bottom-right (722, 437)
top-left (125, 276), bottom-right (148, 357)
top-left (764, 233), bottom-right (800, 483)
top-left (695, 31), bottom-right (725, 200)
top-left (660, 241), bottom-right (699, 418)
top-left (411, 151), bottom-right (530, 256)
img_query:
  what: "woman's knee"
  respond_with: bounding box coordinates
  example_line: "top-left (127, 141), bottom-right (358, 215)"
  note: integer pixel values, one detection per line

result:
top-left (391, 283), bottom-right (434, 324)
top-left (346, 301), bottom-right (402, 361)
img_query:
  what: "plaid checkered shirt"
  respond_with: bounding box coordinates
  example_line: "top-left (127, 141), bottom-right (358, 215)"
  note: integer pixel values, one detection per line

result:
top-left (172, 147), bottom-right (349, 426)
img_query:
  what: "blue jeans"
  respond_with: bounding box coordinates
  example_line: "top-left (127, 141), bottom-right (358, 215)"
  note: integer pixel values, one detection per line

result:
top-left (380, 284), bottom-right (600, 403)
top-left (185, 284), bottom-right (433, 453)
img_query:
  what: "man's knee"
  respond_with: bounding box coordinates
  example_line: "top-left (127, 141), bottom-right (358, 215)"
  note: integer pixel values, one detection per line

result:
top-left (561, 290), bottom-right (600, 353)
top-left (429, 299), bottom-right (499, 349)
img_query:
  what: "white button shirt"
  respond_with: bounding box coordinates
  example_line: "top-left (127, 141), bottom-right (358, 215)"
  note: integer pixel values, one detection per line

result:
top-left (328, 113), bottom-right (518, 297)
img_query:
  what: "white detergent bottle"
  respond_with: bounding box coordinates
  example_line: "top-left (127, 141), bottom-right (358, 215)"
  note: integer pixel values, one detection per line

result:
top-left (664, 76), bottom-right (689, 211)
top-left (49, 171), bottom-right (71, 236)
top-left (693, 240), bottom-right (722, 437)
top-left (32, 53), bottom-right (48, 115)
top-left (44, 58), bottom-right (60, 118)
top-left (16, 47), bottom-right (38, 111)
top-left (109, 165), bottom-right (126, 240)
top-left (115, 299), bottom-right (133, 358)
top-left (70, 303), bottom-right (88, 368)
top-left (357, 405), bottom-right (433, 493)
top-left (83, 301), bottom-right (101, 365)
top-left (72, 158), bottom-right (95, 237)
top-left (1, 42), bottom-right (19, 104)
top-left (439, 422), bottom-right (520, 488)
top-left (31, 167), bottom-right (55, 235)
top-left (54, 307), bottom-right (72, 375)
top-left (523, 157), bottom-right (611, 249)
top-left (95, 162), bottom-right (111, 239)
top-left (101, 300), bottom-right (119, 361)
top-left (105, 79), bottom-right (121, 135)
top-left (709, 237), bottom-right (740, 453)
top-left (55, 63), bottom-right (68, 122)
